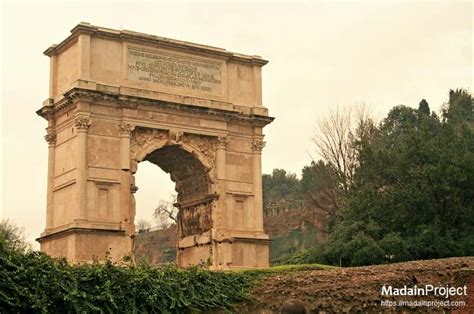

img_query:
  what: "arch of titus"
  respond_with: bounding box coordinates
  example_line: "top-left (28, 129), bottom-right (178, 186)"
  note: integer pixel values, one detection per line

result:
top-left (36, 23), bottom-right (273, 269)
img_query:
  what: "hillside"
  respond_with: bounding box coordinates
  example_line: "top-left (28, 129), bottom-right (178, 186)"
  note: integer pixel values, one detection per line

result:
top-left (239, 257), bottom-right (474, 313)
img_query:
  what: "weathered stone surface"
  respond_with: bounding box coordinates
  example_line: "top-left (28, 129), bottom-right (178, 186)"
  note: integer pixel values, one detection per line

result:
top-left (264, 207), bottom-right (328, 263)
top-left (133, 226), bottom-right (177, 265)
top-left (127, 47), bottom-right (223, 95)
top-left (37, 23), bottom-right (273, 269)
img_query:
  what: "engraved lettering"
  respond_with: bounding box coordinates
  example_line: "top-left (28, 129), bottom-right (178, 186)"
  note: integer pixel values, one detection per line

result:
top-left (128, 48), bottom-right (222, 95)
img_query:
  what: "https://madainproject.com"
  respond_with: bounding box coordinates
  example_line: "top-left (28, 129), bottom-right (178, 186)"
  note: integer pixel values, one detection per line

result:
top-left (381, 284), bottom-right (468, 299)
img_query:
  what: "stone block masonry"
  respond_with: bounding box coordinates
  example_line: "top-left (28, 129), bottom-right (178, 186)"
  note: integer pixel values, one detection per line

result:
top-left (36, 22), bottom-right (273, 269)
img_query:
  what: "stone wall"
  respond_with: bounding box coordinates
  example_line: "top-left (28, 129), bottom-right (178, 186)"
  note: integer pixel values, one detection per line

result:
top-left (133, 225), bottom-right (177, 264)
top-left (134, 206), bottom-right (327, 265)
top-left (264, 207), bottom-right (327, 263)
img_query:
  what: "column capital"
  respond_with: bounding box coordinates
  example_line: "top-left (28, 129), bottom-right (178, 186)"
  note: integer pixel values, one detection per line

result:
top-left (44, 127), bottom-right (57, 146)
top-left (216, 136), bottom-right (229, 149)
top-left (74, 116), bottom-right (91, 132)
top-left (251, 139), bottom-right (266, 153)
top-left (119, 122), bottom-right (135, 137)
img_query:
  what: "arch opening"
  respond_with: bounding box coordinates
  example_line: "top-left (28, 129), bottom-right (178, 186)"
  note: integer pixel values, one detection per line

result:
top-left (133, 161), bottom-right (174, 231)
top-left (142, 144), bottom-right (215, 237)
top-left (132, 142), bottom-right (217, 265)
top-left (144, 145), bottom-right (211, 204)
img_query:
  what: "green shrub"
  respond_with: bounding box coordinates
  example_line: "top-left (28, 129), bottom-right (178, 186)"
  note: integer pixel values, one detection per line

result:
top-left (0, 236), bottom-right (259, 313)
top-left (273, 247), bottom-right (324, 265)
top-left (378, 232), bottom-right (409, 262)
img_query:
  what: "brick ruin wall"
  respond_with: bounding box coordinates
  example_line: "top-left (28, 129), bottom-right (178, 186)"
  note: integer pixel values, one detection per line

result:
top-left (134, 206), bottom-right (327, 264)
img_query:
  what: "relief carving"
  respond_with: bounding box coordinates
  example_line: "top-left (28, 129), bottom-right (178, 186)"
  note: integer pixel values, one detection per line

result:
top-left (37, 25), bottom-right (272, 268)
top-left (74, 116), bottom-right (92, 131)
top-left (178, 201), bottom-right (214, 237)
top-left (130, 127), bottom-right (218, 204)
top-left (251, 138), bottom-right (266, 152)
top-left (131, 127), bottom-right (218, 169)
top-left (44, 127), bottom-right (57, 145)
top-left (169, 129), bottom-right (184, 144)
top-left (183, 133), bottom-right (216, 169)
top-left (216, 136), bottom-right (229, 150)
top-left (130, 127), bottom-right (168, 159)
top-left (119, 122), bottom-right (135, 136)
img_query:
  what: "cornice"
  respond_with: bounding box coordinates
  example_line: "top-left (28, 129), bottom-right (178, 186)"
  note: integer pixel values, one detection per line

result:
top-left (36, 87), bottom-right (274, 127)
top-left (36, 96), bottom-right (73, 119)
top-left (44, 22), bottom-right (268, 66)
top-left (37, 227), bottom-right (125, 243)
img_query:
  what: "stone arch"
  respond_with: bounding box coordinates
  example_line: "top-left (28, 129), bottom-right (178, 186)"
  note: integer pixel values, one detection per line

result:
top-left (130, 127), bottom-right (220, 263)
top-left (37, 23), bottom-right (273, 268)
top-left (132, 129), bottom-right (216, 180)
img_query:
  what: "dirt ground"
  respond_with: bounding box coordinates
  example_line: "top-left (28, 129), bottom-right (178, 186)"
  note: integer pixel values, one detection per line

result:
top-left (238, 257), bottom-right (474, 313)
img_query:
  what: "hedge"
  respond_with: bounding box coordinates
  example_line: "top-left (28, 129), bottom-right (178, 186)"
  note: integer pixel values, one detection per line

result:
top-left (0, 237), bottom-right (259, 313)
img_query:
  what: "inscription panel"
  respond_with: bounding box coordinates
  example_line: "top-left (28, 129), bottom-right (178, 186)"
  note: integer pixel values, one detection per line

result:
top-left (127, 48), bottom-right (222, 95)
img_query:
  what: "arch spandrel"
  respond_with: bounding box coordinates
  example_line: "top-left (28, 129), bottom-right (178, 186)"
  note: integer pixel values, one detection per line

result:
top-left (129, 127), bottom-right (219, 207)
top-left (130, 127), bottom-right (217, 184)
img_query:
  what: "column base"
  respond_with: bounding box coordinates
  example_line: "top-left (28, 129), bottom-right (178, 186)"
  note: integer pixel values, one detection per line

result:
top-left (177, 229), bottom-right (270, 269)
top-left (38, 227), bottom-right (130, 263)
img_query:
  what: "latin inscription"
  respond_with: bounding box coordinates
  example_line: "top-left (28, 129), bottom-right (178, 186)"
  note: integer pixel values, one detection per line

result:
top-left (127, 48), bottom-right (222, 95)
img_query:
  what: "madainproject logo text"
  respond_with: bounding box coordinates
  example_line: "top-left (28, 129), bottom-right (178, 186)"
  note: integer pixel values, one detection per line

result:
top-left (381, 285), bottom-right (468, 299)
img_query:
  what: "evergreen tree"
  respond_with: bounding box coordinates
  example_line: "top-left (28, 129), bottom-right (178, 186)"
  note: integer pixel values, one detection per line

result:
top-left (443, 89), bottom-right (473, 123)
top-left (297, 89), bottom-right (474, 266)
top-left (418, 99), bottom-right (430, 115)
top-left (262, 169), bottom-right (301, 215)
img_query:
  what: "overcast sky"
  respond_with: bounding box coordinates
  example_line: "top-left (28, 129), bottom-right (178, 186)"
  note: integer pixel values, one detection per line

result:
top-left (1, 0), bottom-right (472, 247)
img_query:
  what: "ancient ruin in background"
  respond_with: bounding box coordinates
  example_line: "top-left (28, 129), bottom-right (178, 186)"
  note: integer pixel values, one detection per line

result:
top-left (37, 23), bottom-right (273, 268)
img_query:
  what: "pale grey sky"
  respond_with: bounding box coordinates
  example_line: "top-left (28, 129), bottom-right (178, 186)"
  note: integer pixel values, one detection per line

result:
top-left (1, 0), bottom-right (472, 247)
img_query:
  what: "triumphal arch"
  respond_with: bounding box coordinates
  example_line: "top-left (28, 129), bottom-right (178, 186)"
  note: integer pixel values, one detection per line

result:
top-left (36, 23), bottom-right (273, 269)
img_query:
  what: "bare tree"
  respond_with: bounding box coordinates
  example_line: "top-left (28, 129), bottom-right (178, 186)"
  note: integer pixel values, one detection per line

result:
top-left (136, 219), bottom-right (152, 233)
top-left (309, 105), bottom-right (377, 219)
top-left (153, 194), bottom-right (178, 229)
top-left (0, 219), bottom-right (31, 252)
top-left (313, 105), bottom-right (375, 190)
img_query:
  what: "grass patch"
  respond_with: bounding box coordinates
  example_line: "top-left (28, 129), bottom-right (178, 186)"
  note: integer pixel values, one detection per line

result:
top-left (233, 263), bottom-right (337, 276)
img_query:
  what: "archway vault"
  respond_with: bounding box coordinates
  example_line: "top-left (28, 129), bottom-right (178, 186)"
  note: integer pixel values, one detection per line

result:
top-left (36, 23), bottom-right (273, 269)
top-left (131, 127), bottom-right (219, 265)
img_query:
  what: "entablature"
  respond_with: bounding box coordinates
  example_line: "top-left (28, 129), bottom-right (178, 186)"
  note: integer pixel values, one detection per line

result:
top-left (37, 85), bottom-right (274, 128)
